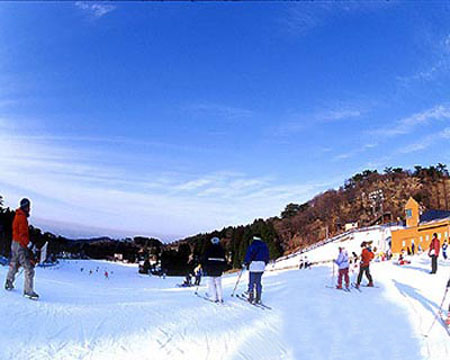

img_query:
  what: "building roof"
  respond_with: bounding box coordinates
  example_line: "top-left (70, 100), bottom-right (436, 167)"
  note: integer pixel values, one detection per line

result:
top-left (420, 210), bottom-right (450, 224)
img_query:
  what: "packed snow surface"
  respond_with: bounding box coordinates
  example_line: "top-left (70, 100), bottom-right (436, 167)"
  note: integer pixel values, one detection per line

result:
top-left (0, 255), bottom-right (449, 360)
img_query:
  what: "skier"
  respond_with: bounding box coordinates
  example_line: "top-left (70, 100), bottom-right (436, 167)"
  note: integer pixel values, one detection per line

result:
top-left (243, 235), bottom-right (270, 304)
top-left (104, 271), bottom-right (109, 280)
top-left (334, 246), bottom-right (350, 290)
top-left (355, 241), bottom-right (374, 289)
top-left (202, 237), bottom-right (227, 303)
top-left (304, 256), bottom-right (310, 269)
top-left (4, 198), bottom-right (39, 300)
top-left (298, 257), bottom-right (304, 270)
top-left (428, 233), bottom-right (440, 274)
top-left (182, 253), bottom-right (196, 287)
top-left (442, 241), bottom-right (448, 260)
top-left (194, 264), bottom-right (202, 286)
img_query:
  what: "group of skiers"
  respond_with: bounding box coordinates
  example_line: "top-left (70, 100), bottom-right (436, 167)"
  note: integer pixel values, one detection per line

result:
top-left (199, 235), bottom-right (270, 304)
top-left (333, 241), bottom-right (374, 290)
top-left (2, 197), bottom-right (449, 328)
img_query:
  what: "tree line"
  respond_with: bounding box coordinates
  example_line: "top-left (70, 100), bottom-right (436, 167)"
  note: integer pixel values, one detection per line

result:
top-left (1, 163), bottom-right (448, 273)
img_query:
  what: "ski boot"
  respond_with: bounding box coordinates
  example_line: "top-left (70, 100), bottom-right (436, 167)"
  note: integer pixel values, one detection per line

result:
top-left (254, 293), bottom-right (262, 305)
top-left (367, 282), bottom-right (374, 287)
top-left (354, 283), bottom-right (360, 289)
top-left (446, 313), bottom-right (450, 327)
top-left (248, 291), bottom-right (254, 304)
top-left (24, 291), bottom-right (39, 301)
top-left (336, 285), bottom-right (342, 290)
top-left (5, 280), bottom-right (14, 291)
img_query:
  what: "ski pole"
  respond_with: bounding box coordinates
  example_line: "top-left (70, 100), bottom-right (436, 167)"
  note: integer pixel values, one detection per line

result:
top-left (231, 267), bottom-right (245, 297)
top-left (425, 280), bottom-right (450, 336)
top-left (331, 262), bottom-right (335, 287)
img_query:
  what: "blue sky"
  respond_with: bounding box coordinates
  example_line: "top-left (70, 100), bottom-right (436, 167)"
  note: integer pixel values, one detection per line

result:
top-left (1, 1), bottom-right (450, 240)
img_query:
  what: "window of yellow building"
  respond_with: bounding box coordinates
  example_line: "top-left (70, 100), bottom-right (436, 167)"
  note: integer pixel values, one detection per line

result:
top-left (406, 209), bottom-right (412, 218)
top-left (420, 236), bottom-right (423, 242)
top-left (426, 235), bottom-right (430, 241)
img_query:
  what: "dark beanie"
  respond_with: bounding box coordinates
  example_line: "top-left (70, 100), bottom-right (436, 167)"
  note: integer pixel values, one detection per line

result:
top-left (20, 198), bottom-right (30, 209)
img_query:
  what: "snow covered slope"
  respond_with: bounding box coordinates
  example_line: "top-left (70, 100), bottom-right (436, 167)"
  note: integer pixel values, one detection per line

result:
top-left (0, 256), bottom-right (449, 360)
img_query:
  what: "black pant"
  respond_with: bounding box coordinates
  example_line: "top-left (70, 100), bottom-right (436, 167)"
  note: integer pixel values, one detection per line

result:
top-left (357, 266), bottom-right (373, 285)
top-left (431, 255), bottom-right (438, 274)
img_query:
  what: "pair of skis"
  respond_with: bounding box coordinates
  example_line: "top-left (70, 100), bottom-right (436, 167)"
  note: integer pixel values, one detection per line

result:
top-left (195, 292), bottom-right (272, 310)
top-left (325, 285), bottom-right (351, 293)
top-left (235, 293), bottom-right (272, 310)
top-left (194, 292), bottom-right (225, 305)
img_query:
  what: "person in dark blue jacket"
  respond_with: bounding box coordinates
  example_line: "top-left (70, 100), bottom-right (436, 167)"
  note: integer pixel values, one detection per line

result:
top-left (243, 235), bottom-right (270, 304)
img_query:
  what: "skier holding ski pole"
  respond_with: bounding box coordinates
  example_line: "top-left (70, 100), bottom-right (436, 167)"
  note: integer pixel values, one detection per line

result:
top-left (4, 198), bottom-right (39, 300)
top-left (243, 235), bottom-right (270, 304)
top-left (334, 246), bottom-right (350, 290)
top-left (355, 241), bottom-right (374, 289)
top-left (231, 267), bottom-right (245, 297)
top-left (201, 237), bottom-right (227, 303)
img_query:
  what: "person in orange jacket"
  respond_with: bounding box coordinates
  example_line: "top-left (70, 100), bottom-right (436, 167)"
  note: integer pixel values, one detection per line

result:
top-left (355, 241), bottom-right (375, 289)
top-left (428, 233), bottom-right (440, 274)
top-left (4, 198), bottom-right (39, 300)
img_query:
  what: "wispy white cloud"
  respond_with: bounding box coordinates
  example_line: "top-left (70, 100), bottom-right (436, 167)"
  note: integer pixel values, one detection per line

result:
top-left (281, 1), bottom-right (395, 36)
top-left (277, 105), bottom-right (363, 136)
top-left (370, 105), bottom-right (450, 138)
top-left (0, 125), bottom-right (327, 239)
top-left (399, 126), bottom-right (450, 154)
top-left (398, 32), bottom-right (450, 85)
top-left (332, 143), bottom-right (378, 162)
top-left (183, 103), bottom-right (254, 120)
top-left (75, 1), bottom-right (116, 18)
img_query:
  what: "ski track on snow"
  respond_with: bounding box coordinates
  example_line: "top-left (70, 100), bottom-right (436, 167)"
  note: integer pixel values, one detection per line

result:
top-left (0, 256), bottom-right (449, 359)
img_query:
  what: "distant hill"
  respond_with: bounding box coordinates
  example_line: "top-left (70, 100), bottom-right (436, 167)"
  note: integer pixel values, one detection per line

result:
top-left (2, 164), bottom-right (449, 270)
top-left (173, 164), bottom-right (450, 267)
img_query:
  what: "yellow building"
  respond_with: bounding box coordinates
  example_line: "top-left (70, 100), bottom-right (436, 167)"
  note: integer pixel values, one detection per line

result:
top-left (391, 197), bottom-right (450, 253)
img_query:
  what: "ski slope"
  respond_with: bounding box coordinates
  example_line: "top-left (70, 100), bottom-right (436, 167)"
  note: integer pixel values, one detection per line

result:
top-left (0, 255), bottom-right (449, 360)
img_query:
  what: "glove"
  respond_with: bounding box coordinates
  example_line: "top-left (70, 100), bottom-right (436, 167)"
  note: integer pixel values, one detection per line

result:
top-left (447, 279), bottom-right (450, 288)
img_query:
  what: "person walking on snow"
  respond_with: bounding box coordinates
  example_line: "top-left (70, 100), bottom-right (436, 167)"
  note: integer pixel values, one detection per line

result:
top-left (334, 247), bottom-right (350, 290)
top-left (442, 240), bottom-right (448, 260)
top-left (4, 198), bottom-right (39, 300)
top-left (243, 235), bottom-right (270, 304)
top-left (355, 241), bottom-right (374, 289)
top-left (202, 237), bottom-right (227, 303)
top-left (428, 233), bottom-right (440, 274)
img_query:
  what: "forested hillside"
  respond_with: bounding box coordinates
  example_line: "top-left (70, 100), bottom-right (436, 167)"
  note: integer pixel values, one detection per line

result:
top-left (174, 164), bottom-right (450, 265)
top-left (1, 164), bottom-right (449, 271)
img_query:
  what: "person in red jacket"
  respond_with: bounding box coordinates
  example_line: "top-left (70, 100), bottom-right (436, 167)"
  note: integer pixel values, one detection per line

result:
top-left (355, 241), bottom-right (375, 289)
top-left (428, 233), bottom-right (440, 274)
top-left (4, 198), bottom-right (39, 300)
